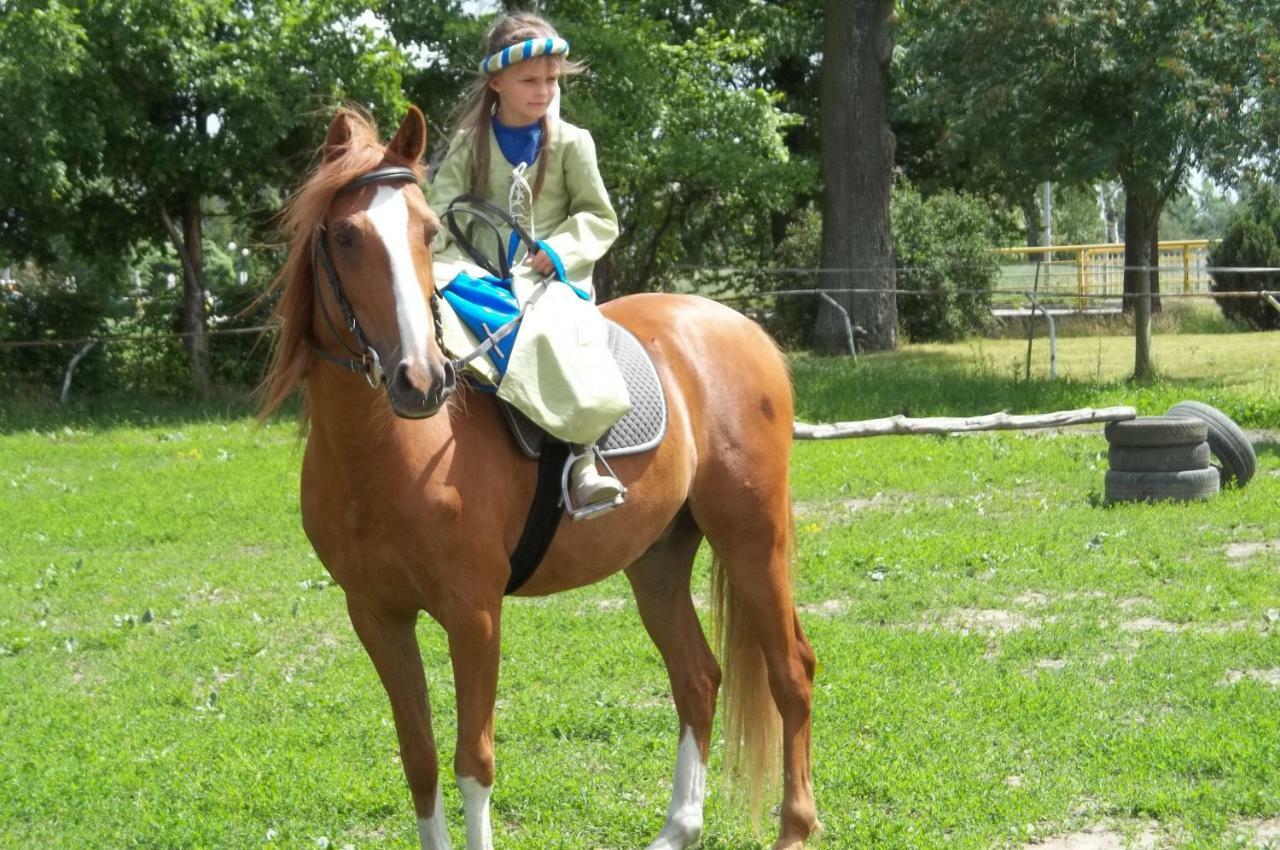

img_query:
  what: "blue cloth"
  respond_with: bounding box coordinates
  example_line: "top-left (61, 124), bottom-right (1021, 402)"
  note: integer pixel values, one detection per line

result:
top-left (492, 116), bottom-right (543, 167)
top-left (440, 271), bottom-right (522, 388)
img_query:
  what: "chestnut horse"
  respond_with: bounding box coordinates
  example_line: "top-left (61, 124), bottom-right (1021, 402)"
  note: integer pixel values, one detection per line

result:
top-left (260, 105), bottom-right (817, 850)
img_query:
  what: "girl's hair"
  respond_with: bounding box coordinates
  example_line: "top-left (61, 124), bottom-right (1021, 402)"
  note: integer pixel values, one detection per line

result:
top-left (445, 12), bottom-right (584, 200)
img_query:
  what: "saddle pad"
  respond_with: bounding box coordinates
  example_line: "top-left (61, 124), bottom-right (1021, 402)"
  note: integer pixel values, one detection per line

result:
top-left (500, 320), bottom-right (667, 459)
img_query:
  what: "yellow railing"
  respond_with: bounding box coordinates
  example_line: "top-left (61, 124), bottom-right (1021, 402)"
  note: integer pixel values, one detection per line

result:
top-left (996, 240), bottom-right (1215, 309)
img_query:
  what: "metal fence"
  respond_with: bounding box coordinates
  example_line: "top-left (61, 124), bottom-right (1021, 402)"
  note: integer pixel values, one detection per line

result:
top-left (996, 240), bottom-right (1215, 309)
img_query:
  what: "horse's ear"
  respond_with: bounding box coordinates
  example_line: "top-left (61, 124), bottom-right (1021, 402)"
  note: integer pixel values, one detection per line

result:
top-left (388, 105), bottom-right (427, 164)
top-left (324, 110), bottom-right (354, 162)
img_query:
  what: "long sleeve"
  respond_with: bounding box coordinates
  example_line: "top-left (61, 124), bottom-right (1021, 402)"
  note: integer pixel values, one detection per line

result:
top-left (536, 129), bottom-right (619, 287)
top-left (426, 132), bottom-right (474, 257)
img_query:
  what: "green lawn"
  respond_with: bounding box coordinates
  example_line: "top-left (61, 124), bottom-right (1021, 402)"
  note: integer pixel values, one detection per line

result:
top-left (1, 331), bottom-right (1277, 849)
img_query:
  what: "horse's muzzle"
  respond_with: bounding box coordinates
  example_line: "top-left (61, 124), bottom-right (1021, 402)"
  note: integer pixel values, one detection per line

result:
top-left (387, 355), bottom-right (456, 419)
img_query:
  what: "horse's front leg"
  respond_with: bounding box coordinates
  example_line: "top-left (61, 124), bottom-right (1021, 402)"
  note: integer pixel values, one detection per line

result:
top-left (347, 599), bottom-right (452, 850)
top-left (446, 600), bottom-right (503, 850)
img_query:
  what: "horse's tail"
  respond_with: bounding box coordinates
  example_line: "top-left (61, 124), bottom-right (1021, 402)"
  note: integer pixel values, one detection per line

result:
top-left (711, 503), bottom-right (793, 831)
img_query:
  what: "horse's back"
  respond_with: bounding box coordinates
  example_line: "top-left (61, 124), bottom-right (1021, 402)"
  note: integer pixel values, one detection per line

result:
top-left (601, 293), bottom-right (794, 464)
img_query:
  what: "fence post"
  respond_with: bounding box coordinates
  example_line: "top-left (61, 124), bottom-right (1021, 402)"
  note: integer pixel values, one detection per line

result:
top-left (815, 291), bottom-right (856, 358)
top-left (60, 340), bottom-right (98, 403)
top-left (1183, 244), bottom-right (1192, 294)
top-left (1075, 247), bottom-right (1086, 312)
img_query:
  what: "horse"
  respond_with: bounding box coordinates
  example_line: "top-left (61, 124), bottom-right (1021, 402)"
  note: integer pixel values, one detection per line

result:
top-left (260, 105), bottom-right (818, 850)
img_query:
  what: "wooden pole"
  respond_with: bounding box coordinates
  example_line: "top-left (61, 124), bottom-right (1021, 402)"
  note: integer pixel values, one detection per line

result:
top-left (794, 405), bottom-right (1136, 439)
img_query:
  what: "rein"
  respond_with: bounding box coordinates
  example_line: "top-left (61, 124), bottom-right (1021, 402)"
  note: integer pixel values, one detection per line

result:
top-left (311, 168), bottom-right (547, 388)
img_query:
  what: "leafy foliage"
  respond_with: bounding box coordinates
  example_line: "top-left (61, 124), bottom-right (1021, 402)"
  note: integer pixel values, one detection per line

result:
top-left (768, 183), bottom-right (1010, 343)
top-left (893, 182), bottom-right (1008, 341)
top-left (1209, 182), bottom-right (1280, 330)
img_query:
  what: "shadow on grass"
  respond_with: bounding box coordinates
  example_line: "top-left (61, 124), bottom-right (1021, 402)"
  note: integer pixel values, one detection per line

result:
top-left (791, 350), bottom-right (1280, 428)
top-left (0, 387), bottom-right (301, 434)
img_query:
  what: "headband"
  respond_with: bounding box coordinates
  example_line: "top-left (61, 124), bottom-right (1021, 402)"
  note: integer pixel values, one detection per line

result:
top-left (480, 37), bottom-right (570, 75)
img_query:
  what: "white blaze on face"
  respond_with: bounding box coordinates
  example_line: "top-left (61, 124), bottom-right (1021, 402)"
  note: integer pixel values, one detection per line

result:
top-left (417, 782), bottom-right (452, 850)
top-left (457, 776), bottom-right (494, 850)
top-left (367, 184), bottom-right (432, 365)
top-left (644, 726), bottom-right (706, 850)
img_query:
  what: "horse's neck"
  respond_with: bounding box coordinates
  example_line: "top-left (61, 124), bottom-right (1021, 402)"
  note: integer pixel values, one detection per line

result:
top-left (306, 366), bottom-right (453, 464)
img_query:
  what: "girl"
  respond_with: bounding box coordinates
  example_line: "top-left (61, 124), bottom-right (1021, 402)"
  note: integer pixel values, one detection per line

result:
top-left (429, 12), bottom-right (631, 517)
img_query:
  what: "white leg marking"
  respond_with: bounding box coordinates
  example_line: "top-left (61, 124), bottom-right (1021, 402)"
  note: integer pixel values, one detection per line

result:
top-left (457, 776), bottom-right (494, 850)
top-left (645, 726), bottom-right (706, 850)
top-left (417, 782), bottom-right (452, 850)
top-left (367, 186), bottom-right (432, 364)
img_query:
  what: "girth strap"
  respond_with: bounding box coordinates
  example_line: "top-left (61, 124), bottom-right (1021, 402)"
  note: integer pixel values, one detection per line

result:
top-left (505, 440), bottom-right (570, 595)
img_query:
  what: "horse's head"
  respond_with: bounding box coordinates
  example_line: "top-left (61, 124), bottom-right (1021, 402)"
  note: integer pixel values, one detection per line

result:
top-left (313, 107), bottom-right (455, 419)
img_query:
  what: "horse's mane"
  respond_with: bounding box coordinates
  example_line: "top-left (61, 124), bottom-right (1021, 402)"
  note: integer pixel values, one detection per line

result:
top-left (258, 106), bottom-right (425, 423)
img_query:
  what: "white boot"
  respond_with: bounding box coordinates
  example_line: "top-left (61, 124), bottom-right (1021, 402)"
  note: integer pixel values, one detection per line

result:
top-left (570, 450), bottom-right (624, 516)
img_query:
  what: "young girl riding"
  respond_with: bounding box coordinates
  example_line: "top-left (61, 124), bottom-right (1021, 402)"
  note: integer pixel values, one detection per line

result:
top-left (429, 12), bottom-right (630, 518)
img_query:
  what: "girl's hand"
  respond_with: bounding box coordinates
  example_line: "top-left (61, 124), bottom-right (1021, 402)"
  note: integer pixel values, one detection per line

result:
top-left (524, 250), bottom-right (556, 278)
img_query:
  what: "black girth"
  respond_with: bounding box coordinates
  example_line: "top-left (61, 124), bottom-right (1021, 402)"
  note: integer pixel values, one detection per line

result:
top-left (505, 439), bottom-right (570, 595)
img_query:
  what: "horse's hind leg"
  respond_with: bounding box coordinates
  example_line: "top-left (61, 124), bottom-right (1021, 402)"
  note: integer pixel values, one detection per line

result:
top-left (346, 598), bottom-right (452, 850)
top-left (625, 510), bottom-right (720, 850)
top-left (693, 482), bottom-right (818, 849)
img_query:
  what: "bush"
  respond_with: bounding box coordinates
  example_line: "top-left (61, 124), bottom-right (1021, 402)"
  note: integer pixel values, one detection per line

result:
top-left (1209, 183), bottom-right (1280, 330)
top-left (892, 181), bottom-right (1005, 342)
top-left (766, 184), bottom-right (1008, 346)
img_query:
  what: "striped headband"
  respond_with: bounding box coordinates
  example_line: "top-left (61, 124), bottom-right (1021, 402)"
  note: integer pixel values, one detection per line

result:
top-left (480, 37), bottom-right (570, 75)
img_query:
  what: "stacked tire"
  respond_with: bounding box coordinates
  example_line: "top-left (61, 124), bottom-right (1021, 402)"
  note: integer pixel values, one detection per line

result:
top-left (1102, 401), bottom-right (1257, 504)
top-left (1104, 417), bottom-right (1218, 504)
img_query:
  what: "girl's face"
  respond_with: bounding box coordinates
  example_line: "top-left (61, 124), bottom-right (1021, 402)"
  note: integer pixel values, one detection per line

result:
top-left (488, 55), bottom-right (561, 126)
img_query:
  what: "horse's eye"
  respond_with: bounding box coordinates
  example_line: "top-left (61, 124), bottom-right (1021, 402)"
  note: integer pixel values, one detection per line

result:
top-left (334, 224), bottom-right (357, 249)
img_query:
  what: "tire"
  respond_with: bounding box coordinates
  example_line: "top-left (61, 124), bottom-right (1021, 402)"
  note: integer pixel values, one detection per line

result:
top-left (1108, 441), bottom-right (1211, 472)
top-left (1166, 400), bottom-right (1257, 488)
top-left (1104, 467), bottom-right (1220, 504)
top-left (1104, 416), bottom-right (1208, 447)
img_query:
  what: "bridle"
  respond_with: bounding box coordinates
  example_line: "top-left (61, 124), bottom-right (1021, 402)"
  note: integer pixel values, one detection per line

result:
top-left (311, 165), bottom-right (446, 388)
top-left (310, 164), bottom-right (549, 390)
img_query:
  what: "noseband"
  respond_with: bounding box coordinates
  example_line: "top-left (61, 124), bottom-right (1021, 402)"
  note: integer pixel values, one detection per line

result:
top-left (311, 165), bottom-right (447, 388)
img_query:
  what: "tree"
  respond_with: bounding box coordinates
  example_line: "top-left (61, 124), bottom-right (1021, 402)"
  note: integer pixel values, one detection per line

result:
top-left (392, 3), bottom-right (808, 300)
top-left (899, 0), bottom-right (1279, 378)
top-left (816, 0), bottom-right (897, 353)
top-left (0, 0), bottom-right (408, 393)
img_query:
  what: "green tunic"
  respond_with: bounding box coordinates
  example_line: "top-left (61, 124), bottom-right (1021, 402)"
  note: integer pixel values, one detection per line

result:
top-left (428, 119), bottom-right (619, 297)
top-left (427, 119), bottom-right (631, 444)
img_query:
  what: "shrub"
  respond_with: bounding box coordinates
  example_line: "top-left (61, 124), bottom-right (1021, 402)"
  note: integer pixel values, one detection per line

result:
top-left (766, 182), bottom-right (1008, 345)
top-left (1209, 183), bottom-right (1280, 330)
top-left (891, 181), bottom-right (1006, 342)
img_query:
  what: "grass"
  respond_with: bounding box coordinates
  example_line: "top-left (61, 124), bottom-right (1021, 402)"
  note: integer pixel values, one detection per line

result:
top-left (1, 331), bottom-right (1278, 849)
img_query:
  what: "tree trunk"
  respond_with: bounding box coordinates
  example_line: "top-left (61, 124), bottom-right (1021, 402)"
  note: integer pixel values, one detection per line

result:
top-left (1122, 182), bottom-right (1159, 380)
top-left (160, 196), bottom-right (210, 395)
top-left (815, 0), bottom-right (896, 353)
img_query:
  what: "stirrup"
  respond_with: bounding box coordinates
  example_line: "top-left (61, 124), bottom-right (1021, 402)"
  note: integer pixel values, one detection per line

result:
top-left (561, 446), bottom-right (627, 521)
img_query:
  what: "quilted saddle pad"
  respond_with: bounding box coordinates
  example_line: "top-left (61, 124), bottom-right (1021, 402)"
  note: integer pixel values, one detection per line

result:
top-left (498, 320), bottom-right (667, 459)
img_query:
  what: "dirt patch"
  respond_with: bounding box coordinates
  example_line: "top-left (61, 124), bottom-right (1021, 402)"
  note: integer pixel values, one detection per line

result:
top-left (1119, 617), bottom-right (1182, 633)
top-left (793, 493), bottom-right (890, 519)
top-left (1026, 824), bottom-right (1160, 850)
top-left (1117, 597), bottom-right (1150, 612)
top-left (798, 599), bottom-right (850, 618)
top-left (1120, 618), bottom-right (1250, 635)
top-left (1226, 541), bottom-right (1280, 561)
top-left (1233, 817), bottom-right (1280, 846)
top-left (1222, 668), bottom-right (1280, 687)
top-left (931, 608), bottom-right (1039, 635)
top-left (1035, 658), bottom-right (1068, 671)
